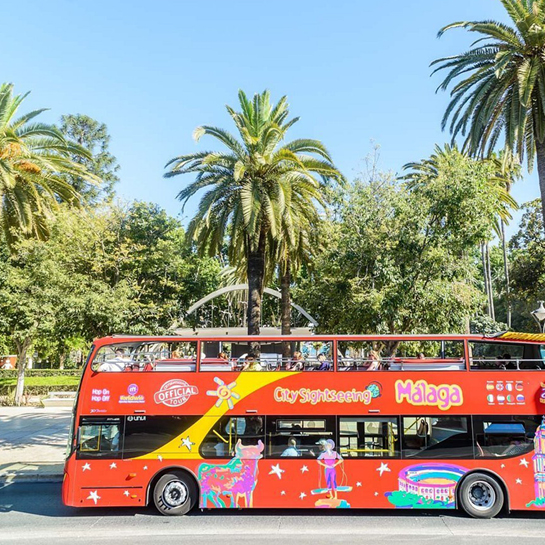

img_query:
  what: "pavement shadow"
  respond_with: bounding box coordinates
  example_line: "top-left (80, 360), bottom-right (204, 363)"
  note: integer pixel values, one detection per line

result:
top-left (0, 410), bottom-right (71, 453)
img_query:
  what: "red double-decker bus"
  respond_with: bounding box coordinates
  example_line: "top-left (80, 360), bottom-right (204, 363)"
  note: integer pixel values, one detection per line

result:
top-left (62, 332), bottom-right (545, 518)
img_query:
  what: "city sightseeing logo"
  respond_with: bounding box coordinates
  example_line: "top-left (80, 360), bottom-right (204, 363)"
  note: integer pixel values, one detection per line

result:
top-left (154, 379), bottom-right (199, 407)
top-left (119, 383), bottom-right (145, 404)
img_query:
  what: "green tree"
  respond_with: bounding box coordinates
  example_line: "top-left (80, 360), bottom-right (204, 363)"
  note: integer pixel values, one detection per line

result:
top-left (0, 84), bottom-right (97, 249)
top-left (165, 90), bottom-right (343, 335)
top-left (432, 0), bottom-right (545, 225)
top-left (296, 153), bottom-right (513, 342)
top-left (403, 145), bottom-right (517, 321)
top-left (509, 199), bottom-right (545, 330)
top-left (59, 114), bottom-right (120, 203)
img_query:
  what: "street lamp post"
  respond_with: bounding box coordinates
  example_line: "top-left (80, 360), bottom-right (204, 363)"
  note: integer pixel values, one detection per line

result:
top-left (531, 301), bottom-right (545, 333)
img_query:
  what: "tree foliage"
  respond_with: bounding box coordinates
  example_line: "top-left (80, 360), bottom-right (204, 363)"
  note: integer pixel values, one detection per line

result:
top-left (58, 114), bottom-right (119, 203)
top-left (0, 83), bottom-right (98, 249)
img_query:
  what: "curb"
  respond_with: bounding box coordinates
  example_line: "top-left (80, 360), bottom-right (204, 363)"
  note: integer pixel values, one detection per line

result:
top-left (0, 473), bottom-right (64, 484)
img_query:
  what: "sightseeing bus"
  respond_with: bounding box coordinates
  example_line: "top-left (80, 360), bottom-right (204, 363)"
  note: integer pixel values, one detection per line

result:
top-left (62, 332), bottom-right (545, 518)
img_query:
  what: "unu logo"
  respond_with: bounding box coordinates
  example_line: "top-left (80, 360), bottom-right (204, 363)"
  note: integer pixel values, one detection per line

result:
top-left (154, 379), bottom-right (199, 407)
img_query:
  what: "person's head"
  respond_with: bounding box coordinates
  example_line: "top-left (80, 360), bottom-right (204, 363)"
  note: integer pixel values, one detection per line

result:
top-left (246, 352), bottom-right (256, 362)
top-left (370, 350), bottom-right (381, 361)
top-left (294, 351), bottom-right (303, 360)
top-left (288, 436), bottom-right (297, 448)
top-left (218, 352), bottom-right (228, 360)
top-left (503, 353), bottom-right (512, 360)
top-left (115, 348), bottom-right (124, 358)
top-left (318, 354), bottom-right (326, 362)
top-left (418, 352), bottom-right (425, 359)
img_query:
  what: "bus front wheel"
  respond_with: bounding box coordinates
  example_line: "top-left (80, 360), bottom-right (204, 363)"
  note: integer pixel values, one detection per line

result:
top-left (458, 473), bottom-right (504, 519)
top-left (153, 471), bottom-right (197, 516)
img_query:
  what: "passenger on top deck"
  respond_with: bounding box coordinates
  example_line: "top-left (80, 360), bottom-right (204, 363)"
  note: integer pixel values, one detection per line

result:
top-left (367, 350), bottom-right (382, 371)
top-left (242, 352), bottom-right (263, 372)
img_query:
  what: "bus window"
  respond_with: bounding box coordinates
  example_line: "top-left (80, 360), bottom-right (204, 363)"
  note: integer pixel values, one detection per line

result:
top-left (266, 416), bottom-right (335, 458)
top-left (203, 340), bottom-right (333, 372)
top-left (387, 341), bottom-right (465, 371)
top-left (77, 417), bottom-right (122, 458)
top-left (338, 417), bottom-right (399, 458)
top-left (473, 416), bottom-right (541, 458)
top-left (91, 341), bottom-right (197, 372)
top-left (402, 416), bottom-right (473, 459)
top-left (123, 415), bottom-right (200, 458)
top-left (337, 342), bottom-right (382, 371)
top-left (469, 342), bottom-right (544, 370)
top-left (200, 416), bottom-right (265, 458)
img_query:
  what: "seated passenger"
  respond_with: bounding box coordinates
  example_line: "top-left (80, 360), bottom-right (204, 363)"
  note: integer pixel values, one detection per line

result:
top-left (287, 351), bottom-right (305, 371)
top-left (317, 354), bottom-right (332, 371)
top-left (218, 352), bottom-right (229, 362)
top-left (98, 349), bottom-right (129, 372)
top-left (281, 437), bottom-right (301, 457)
top-left (367, 350), bottom-right (382, 371)
top-left (242, 352), bottom-right (263, 372)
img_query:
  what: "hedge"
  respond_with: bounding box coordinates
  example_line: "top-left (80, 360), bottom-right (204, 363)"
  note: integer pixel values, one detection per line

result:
top-left (0, 369), bottom-right (82, 378)
top-left (0, 374), bottom-right (81, 397)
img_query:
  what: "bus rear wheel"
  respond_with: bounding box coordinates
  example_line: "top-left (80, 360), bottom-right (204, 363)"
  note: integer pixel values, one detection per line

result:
top-left (458, 473), bottom-right (504, 519)
top-left (153, 472), bottom-right (197, 516)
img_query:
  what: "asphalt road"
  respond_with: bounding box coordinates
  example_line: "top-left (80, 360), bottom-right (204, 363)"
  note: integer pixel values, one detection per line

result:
top-left (2, 482), bottom-right (545, 544)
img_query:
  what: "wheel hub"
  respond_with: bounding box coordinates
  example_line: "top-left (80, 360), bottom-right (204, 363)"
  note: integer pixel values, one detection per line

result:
top-left (468, 481), bottom-right (496, 510)
top-left (163, 480), bottom-right (188, 508)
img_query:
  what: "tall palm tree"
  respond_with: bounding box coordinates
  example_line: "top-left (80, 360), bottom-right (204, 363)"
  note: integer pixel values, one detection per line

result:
top-left (275, 190), bottom-right (322, 337)
top-left (165, 90), bottom-right (343, 335)
top-left (0, 83), bottom-right (98, 248)
top-left (431, 0), bottom-right (545, 225)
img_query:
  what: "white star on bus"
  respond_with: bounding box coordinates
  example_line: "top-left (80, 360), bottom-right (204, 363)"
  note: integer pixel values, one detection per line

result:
top-left (82, 463), bottom-right (91, 472)
top-left (520, 458), bottom-right (529, 468)
top-left (300, 465), bottom-right (309, 473)
top-left (87, 491), bottom-right (101, 504)
top-left (181, 436), bottom-right (195, 451)
top-left (110, 462), bottom-right (117, 470)
top-left (123, 490), bottom-right (130, 497)
top-left (269, 464), bottom-right (285, 479)
top-left (299, 492), bottom-right (306, 500)
top-left (376, 463), bottom-right (390, 476)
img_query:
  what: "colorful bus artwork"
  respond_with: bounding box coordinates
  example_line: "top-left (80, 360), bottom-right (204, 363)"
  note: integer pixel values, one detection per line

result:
top-left (62, 332), bottom-right (545, 518)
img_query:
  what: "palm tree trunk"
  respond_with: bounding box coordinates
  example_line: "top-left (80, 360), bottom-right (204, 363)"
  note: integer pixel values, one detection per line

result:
top-left (246, 230), bottom-right (266, 338)
top-left (535, 138), bottom-right (545, 229)
top-left (485, 242), bottom-right (495, 322)
top-left (280, 263), bottom-right (291, 336)
top-left (481, 243), bottom-right (492, 319)
top-left (500, 220), bottom-right (511, 328)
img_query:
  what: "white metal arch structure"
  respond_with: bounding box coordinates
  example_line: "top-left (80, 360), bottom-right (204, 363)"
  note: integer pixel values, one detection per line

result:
top-left (185, 283), bottom-right (318, 327)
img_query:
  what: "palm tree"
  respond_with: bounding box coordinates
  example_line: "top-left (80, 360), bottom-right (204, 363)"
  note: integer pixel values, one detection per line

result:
top-left (165, 90), bottom-right (343, 335)
top-left (0, 83), bottom-right (98, 248)
top-left (431, 0), bottom-right (545, 225)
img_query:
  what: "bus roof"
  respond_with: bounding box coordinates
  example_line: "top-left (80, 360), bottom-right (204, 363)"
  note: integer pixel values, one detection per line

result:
top-left (90, 331), bottom-right (544, 347)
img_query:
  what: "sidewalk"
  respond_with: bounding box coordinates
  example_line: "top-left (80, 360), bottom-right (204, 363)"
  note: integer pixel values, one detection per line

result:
top-left (0, 406), bottom-right (71, 483)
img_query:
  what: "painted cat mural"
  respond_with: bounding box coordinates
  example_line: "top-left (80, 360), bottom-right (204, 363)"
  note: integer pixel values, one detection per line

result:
top-left (198, 439), bottom-right (264, 508)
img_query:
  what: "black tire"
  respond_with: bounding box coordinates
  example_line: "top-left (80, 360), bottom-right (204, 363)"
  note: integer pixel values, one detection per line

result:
top-left (153, 472), bottom-right (197, 516)
top-left (458, 472), bottom-right (505, 519)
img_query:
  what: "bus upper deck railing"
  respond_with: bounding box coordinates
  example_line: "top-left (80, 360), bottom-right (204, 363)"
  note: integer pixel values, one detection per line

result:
top-left (90, 352), bottom-right (545, 373)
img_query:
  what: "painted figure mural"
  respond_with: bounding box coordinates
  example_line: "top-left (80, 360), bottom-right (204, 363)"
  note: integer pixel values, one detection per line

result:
top-left (528, 418), bottom-right (545, 508)
top-left (198, 439), bottom-right (264, 508)
top-left (311, 439), bottom-right (352, 508)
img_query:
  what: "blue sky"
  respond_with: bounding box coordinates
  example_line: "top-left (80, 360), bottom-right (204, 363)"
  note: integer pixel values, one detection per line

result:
top-left (4, 0), bottom-right (537, 236)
